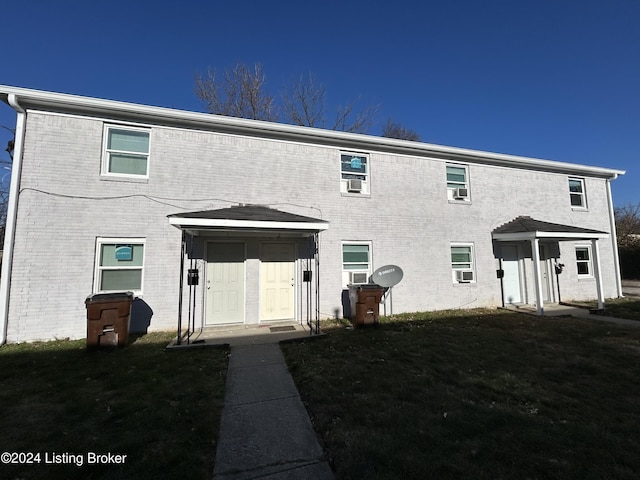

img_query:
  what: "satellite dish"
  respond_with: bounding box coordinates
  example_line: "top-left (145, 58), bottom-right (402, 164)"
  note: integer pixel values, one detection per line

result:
top-left (372, 265), bottom-right (403, 288)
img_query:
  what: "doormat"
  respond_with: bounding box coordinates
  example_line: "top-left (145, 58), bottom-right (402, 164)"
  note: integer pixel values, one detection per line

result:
top-left (270, 326), bottom-right (296, 333)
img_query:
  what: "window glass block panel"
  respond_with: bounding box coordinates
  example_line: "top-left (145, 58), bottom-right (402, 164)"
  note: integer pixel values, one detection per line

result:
top-left (343, 244), bottom-right (370, 263)
top-left (108, 129), bottom-right (149, 153)
top-left (451, 247), bottom-right (472, 263)
top-left (100, 269), bottom-right (142, 291)
top-left (109, 153), bottom-right (148, 175)
top-left (446, 166), bottom-right (466, 183)
top-left (570, 194), bottom-right (583, 206)
top-left (569, 179), bottom-right (583, 193)
top-left (341, 155), bottom-right (367, 174)
top-left (577, 262), bottom-right (590, 275)
top-left (575, 248), bottom-right (590, 261)
top-left (344, 264), bottom-right (369, 271)
top-left (101, 244), bottom-right (144, 267)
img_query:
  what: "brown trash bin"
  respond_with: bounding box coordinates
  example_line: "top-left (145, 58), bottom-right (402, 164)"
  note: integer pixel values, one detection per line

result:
top-left (85, 292), bottom-right (134, 349)
top-left (348, 284), bottom-right (384, 327)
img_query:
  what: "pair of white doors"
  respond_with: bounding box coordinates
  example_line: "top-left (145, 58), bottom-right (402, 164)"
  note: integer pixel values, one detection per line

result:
top-left (205, 242), bottom-right (295, 325)
top-left (502, 244), bottom-right (552, 304)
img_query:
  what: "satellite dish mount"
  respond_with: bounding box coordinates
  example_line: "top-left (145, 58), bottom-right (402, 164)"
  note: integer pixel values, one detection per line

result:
top-left (371, 265), bottom-right (403, 315)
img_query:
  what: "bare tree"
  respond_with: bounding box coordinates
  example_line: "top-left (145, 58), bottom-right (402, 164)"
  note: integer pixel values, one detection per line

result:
top-left (381, 118), bottom-right (421, 141)
top-left (196, 64), bottom-right (379, 133)
top-left (281, 73), bottom-right (326, 129)
top-left (280, 73), bottom-right (379, 133)
top-left (332, 99), bottom-right (379, 134)
top-left (195, 63), bottom-right (276, 121)
top-left (615, 203), bottom-right (640, 249)
top-left (615, 203), bottom-right (640, 279)
top-left (0, 126), bottom-right (14, 250)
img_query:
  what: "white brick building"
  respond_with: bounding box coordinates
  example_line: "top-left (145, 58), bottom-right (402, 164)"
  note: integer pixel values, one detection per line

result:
top-left (0, 86), bottom-right (626, 343)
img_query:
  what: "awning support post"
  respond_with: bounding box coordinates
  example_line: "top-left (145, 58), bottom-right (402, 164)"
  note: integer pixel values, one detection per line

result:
top-left (177, 230), bottom-right (185, 345)
top-left (592, 238), bottom-right (605, 310)
top-left (531, 238), bottom-right (544, 315)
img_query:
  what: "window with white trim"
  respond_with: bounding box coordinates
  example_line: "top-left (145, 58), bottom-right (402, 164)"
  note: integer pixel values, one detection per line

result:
top-left (569, 178), bottom-right (587, 208)
top-left (451, 243), bottom-right (476, 283)
top-left (342, 242), bottom-right (372, 286)
top-left (102, 126), bottom-right (150, 177)
top-left (575, 245), bottom-right (593, 277)
top-left (446, 164), bottom-right (470, 201)
top-left (95, 238), bottom-right (145, 294)
top-left (340, 153), bottom-right (369, 194)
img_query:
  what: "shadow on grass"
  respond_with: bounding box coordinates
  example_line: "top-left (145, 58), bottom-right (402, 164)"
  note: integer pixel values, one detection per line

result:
top-left (584, 297), bottom-right (640, 321)
top-left (283, 309), bottom-right (640, 480)
top-left (0, 332), bottom-right (228, 480)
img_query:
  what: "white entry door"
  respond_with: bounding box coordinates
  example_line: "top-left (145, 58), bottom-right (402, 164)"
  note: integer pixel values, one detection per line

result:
top-left (502, 245), bottom-right (522, 304)
top-left (539, 244), bottom-right (552, 302)
top-left (206, 243), bottom-right (245, 325)
top-left (260, 243), bottom-right (295, 322)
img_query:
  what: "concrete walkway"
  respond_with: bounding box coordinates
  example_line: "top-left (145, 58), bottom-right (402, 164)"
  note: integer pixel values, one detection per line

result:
top-left (212, 341), bottom-right (334, 480)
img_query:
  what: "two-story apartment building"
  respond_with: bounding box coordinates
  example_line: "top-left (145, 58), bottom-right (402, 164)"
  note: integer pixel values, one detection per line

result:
top-left (0, 86), bottom-right (625, 343)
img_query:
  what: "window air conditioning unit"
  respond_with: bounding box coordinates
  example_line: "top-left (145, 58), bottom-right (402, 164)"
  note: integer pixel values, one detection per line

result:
top-left (347, 179), bottom-right (363, 192)
top-left (454, 187), bottom-right (469, 199)
top-left (456, 270), bottom-right (474, 282)
top-left (350, 272), bottom-right (368, 284)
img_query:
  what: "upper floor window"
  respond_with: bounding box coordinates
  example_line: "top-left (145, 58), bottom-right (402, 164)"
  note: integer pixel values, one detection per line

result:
top-left (94, 238), bottom-right (145, 294)
top-left (569, 178), bottom-right (587, 208)
top-left (446, 164), bottom-right (470, 201)
top-left (451, 243), bottom-right (476, 283)
top-left (340, 153), bottom-right (369, 195)
top-left (102, 126), bottom-right (150, 177)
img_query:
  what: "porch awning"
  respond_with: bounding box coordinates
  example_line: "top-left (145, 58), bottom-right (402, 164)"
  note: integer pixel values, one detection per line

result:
top-left (492, 216), bottom-right (608, 241)
top-left (493, 216), bottom-right (610, 315)
top-left (168, 204), bottom-right (329, 236)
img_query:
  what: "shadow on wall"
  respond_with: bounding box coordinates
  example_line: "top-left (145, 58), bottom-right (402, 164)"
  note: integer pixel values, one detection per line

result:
top-left (341, 290), bottom-right (351, 319)
top-left (131, 298), bottom-right (153, 334)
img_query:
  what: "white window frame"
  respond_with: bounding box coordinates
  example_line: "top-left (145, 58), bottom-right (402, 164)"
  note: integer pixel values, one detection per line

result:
top-left (101, 125), bottom-right (150, 178)
top-left (451, 242), bottom-right (476, 283)
top-left (446, 163), bottom-right (471, 202)
top-left (340, 152), bottom-right (370, 195)
top-left (94, 238), bottom-right (146, 295)
top-left (569, 177), bottom-right (587, 209)
top-left (575, 245), bottom-right (593, 277)
top-left (342, 241), bottom-right (372, 287)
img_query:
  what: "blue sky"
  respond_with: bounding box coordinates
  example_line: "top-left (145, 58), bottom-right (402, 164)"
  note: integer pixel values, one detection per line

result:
top-left (0, 0), bottom-right (637, 206)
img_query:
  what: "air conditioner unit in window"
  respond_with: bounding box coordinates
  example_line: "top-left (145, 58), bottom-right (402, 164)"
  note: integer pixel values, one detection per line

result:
top-left (347, 179), bottom-right (363, 193)
top-left (456, 270), bottom-right (474, 282)
top-left (454, 187), bottom-right (469, 199)
top-left (350, 272), bottom-right (368, 284)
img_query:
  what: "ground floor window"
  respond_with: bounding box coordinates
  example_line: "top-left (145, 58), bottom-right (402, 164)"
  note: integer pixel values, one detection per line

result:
top-left (342, 242), bottom-right (372, 286)
top-left (94, 238), bottom-right (145, 294)
top-left (575, 245), bottom-right (592, 277)
top-left (451, 243), bottom-right (475, 282)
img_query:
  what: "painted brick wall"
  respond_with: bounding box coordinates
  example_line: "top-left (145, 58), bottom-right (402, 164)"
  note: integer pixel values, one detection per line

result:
top-left (4, 111), bottom-right (620, 341)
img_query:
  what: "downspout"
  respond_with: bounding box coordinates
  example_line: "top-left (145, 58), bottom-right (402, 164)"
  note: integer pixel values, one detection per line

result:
top-left (606, 175), bottom-right (623, 298)
top-left (0, 94), bottom-right (26, 345)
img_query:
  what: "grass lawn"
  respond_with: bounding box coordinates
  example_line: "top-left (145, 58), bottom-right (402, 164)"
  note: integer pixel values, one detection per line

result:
top-left (0, 332), bottom-right (228, 480)
top-left (586, 297), bottom-right (640, 321)
top-left (282, 309), bottom-right (640, 479)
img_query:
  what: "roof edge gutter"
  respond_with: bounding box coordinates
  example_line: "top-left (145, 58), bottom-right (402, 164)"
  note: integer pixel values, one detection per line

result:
top-left (0, 85), bottom-right (626, 180)
top-left (0, 94), bottom-right (26, 345)
top-left (607, 177), bottom-right (624, 297)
